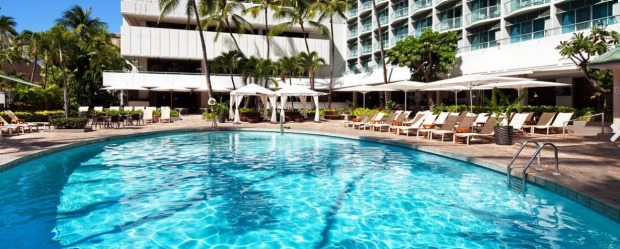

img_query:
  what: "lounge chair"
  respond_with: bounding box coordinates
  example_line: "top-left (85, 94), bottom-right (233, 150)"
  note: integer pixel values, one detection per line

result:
top-left (433, 112), bottom-right (451, 126)
top-left (370, 112), bottom-right (398, 132)
top-left (0, 121), bottom-right (22, 136)
top-left (109, 106), bottom-right (120, 111)
top-left (160, 107), bottom-right (171, 123)
top-left (124, 106), bottom-right (135, 111)
top-left (78, 106), bottom-right (89, 113)
top-left (430, 115), bottom-right (476, 142)
top-left (508, 112), bottom-right (531, 133)
top-left (6, 110), bottom-right (49, 130)
top-left (522, 112), bottom-right (556, 135)
top-left (453, 117), bottom-right (499, 145)
top-left (418, 115), bottom-right (459, 139)
top-left (388, 111), bottom-right (410, 132)
top-left (143, 108), bottom-right (154, 124)
top-left (473, 113), bottom-right (489, 127)
top-left (455, 111), bottom-right (470, 124)
top-left (349, 112), bottom-right (374, 129)
top-left (392, 112), bottom-right (427, 135)
top-left (0, 116), bottom-right (29, 134)
top-left (530, 112), bottom-right (573, 135)
top-left (360, 112), bottom-right (385, 130)
top-left (94, 106), bottom-right (104, 112)
top-left (345, 111), bottom-right (367, 127)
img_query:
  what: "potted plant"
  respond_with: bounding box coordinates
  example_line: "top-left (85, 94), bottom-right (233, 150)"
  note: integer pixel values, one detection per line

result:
top-left (479, 87), bottom-right (526, 145)
top-left (211, 101), bottom-right (229, 123)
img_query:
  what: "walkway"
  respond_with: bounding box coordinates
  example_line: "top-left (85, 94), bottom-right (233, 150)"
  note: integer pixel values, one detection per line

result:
top-left (1, 115), bottom-right (619, 222)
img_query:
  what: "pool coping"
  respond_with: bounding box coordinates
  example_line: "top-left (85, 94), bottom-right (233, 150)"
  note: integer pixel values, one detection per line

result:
top-left (1, 127), bottom-right (619, 223)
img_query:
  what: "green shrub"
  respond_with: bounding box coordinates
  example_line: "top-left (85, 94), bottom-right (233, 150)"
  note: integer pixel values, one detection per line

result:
top-left (239, 107), bottom-right (255, 113)
top-left (50, 117), bottom-right (88, 129)
top-left (1, 110), bottom-right (65, 122)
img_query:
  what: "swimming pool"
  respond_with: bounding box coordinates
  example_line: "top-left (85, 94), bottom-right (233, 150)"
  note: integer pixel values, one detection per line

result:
top-left (0, 131), bottom-right (618, 248)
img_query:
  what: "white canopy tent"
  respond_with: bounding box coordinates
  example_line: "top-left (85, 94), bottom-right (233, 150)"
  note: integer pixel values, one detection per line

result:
top-left (335, 85), bottom-right (396, 109)
top-left (381, 80), bottom-right (427, 110)
top-left (230, 84), bottom-right (276, 124)
top-left (275, 84), bottom-right (326, 123)
top-left (423, 75), bottom-right (526, 112)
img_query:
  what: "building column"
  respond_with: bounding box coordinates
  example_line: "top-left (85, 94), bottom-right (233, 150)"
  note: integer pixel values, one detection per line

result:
top-left (613, 69), bottom-right (620, 128)
top-left (352, 92), bottom-right (358, 108)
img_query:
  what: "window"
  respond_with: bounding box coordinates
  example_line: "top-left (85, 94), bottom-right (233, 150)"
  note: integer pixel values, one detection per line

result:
top-left (561, 1), bottom-right (618, 34)
top-left (361, 58), bottom-right (370, 72)
top-left (470, 30), bottom-right (498, 51)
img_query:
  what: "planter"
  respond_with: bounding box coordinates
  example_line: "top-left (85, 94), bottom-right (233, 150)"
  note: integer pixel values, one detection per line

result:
top-left (153, 114), bottom-right (160, 123)
top-left (217, 114), bottom-right (226, 123)
top-left (494, 126), bottom-right (514, 145)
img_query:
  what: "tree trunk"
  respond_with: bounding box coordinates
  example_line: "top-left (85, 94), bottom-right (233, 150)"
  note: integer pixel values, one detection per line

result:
top-left (43, 58), bottom-right (48, 87)
top-left (229, 73), bottom-right (236, 90)
top-left (300, 22), bottom-right (310, 53)
top-left (59, 48), bottom-right (69, 118)
top-left (580, 63), bottom-right (610, 93)
top-left (192, 0), bottom-right (213, 99)
top-left (225, 19), bottom-right (242, 52)
top-left (265, 7), bottom-right (270, 60)
top-left (372, 0), bottom-right (389, 106)
top-left (327, 17), bottom-right (334, 109)
top-left (30, 54), bottom-right (37, 82)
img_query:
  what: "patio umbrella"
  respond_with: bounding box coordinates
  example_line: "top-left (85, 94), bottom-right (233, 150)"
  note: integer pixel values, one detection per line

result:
top-left (102, 85), bottom-right (148, 106)
top-left (475, 80), bottom-right (571, 90)
top-left (152, 85), bottom-right (190, 108)
top-left (424, 75), bottom-right (525, 112)
top-left (382, 80), bottom-right (427, 111)
top-left (335, 85), bottom-right (396, 109)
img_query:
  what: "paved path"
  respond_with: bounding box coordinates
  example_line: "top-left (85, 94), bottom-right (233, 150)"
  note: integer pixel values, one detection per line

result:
top-left (1, 115), bottom-right (619, 221)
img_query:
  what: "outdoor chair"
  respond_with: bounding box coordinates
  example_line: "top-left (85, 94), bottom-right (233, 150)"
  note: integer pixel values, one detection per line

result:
top-left (0, 119), bottom-right (22, 136)
top-left (0, 115), bottom-right (31, 133)
top-left (160, 108), bottom-right (171, 123)
top-left (453, 117), bottom-right (499, 145)
top-left (398, 113), bottom-right (438, 137)
top-left (473, 113), bottom-right (489, 127)
top-left (508, 112), bottom-right (531, 133)
top-left (344, 111), bottom-right (366, 127)
top-left (529, 112), bottom-right (574, 135)
top-left (392, 112), bottom-right (427, 135)
top-left (109, 106), bottom-right (120, 111)
top-left (418, 115), bottom-right (459, 139)
top-left (94, 106), bottom-right (103, 112)
top-left (360, 112), bottom-right (385, 130)
top-left (370, 112), bottom-right (398, 132)
top-left (143, 108), bottom-right (154, 124)
top-left (124, 106), bottom-right (135, 111)
top-left (430, 115), bottom-right (476, 142)
top-left (522, 112), bottom-right (556, 134)
top-left (433, 112), bottom-right (451, 126)
top-left (110, 115), bottom-right (122, 128)
top-left (6, 110), bottom-right (49, 130)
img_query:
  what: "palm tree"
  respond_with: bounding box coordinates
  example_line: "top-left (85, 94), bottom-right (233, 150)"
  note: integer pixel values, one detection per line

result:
top-left (277, 55), bottom-right (302, 85)
top-left (14, 30), bottom-right (45, 82)
top-left (312, 0), bottom-right (349, 108)
top-left (271, 0), bottom-right (329, 54)
top-left (212, 50), bottom-right (246, 89)
top-left (204, 0), bottom-right (253, 53)
top-left (159, 0), bottom-right (216, 99)
top-left (241, 56), bottom-right (277, 87)
top-left (245, 0), bottom-right (278, 59)
top-left (298, 51), bottom-right (325, 90)
top-left (371, 0), bottom-right (388, 105)
top-left (47, 25), bottom-right (78, 117)
top-left (0, 16), bottom-right (18, 49)
top-left (55, 6), bottom-right (107, 39)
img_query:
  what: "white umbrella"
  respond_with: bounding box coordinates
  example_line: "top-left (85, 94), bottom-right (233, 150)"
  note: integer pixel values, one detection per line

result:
top-left (335, 85), bottom-right (396, 108)
top-left (424, 75), bottom-right (526, 112)
top-left (382, 80), bottom-right (427, 111)
top-left (102, 85), bottom-right (148, 106)
top-left (475, 80), bottom-right (571, 90)
top-left (193, 86), bottom-right (232, 92)
top-left (152, 86), bottom-right (190, 108)
top-left (422, 85), bottom-right (493, 106)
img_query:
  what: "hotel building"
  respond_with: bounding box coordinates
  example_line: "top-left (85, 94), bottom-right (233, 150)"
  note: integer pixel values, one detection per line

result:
top-left (105, 0), bottom-right (620, 109)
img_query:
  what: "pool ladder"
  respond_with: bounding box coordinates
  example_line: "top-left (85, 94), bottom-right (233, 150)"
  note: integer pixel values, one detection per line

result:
top-left (506, 140), bottom-right (560, 192)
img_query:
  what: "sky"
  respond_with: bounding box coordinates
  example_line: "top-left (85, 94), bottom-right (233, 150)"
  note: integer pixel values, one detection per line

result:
top-left (1, 0), bottom-right (122, 33)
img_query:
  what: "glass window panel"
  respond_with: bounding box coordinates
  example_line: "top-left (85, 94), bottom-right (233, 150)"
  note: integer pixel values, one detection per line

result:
top-left (575, 7), bottom-right (589, 23)
top-left (593, 4), bottom-right (606, 19)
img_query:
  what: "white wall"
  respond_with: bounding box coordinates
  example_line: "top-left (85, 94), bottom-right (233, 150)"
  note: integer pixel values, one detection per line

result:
top-left (121, 26), bottom-right (330, 60)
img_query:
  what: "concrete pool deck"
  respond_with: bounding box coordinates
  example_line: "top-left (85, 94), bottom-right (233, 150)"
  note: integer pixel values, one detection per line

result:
top-left (1, 115), bottom-right (619, 222)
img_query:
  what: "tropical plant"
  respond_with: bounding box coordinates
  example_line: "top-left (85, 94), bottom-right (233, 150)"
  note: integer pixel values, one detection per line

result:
top-left (311, 0), bottom-right (350, 108)
top-left (478, 87), bottom-right (527, 125)
top-left (556, 26), bottom-right (619, 93)
top-left (371, 0), bottom-right (388, 94)
top-left (0, 15), bottom-right (18, 49)
top-left (203, 0), bottom-right (253, 52)
top-left (271, 0), bottom-right (329, 54)
top-left (158, 0), bottom-right (216, 98)
top-left (276, 55), bottom-right (302, 85)
top-left (47, 25), bottom-right (78, 117)
top-left (241, 56), bottom-right (278, 87)
top-left (56, 6), bottom-right (107, 40)
top-left (298, 51), bottom-right (325, 90)
top-left (245, 0), bottom-right (279, 59)
top-left (12, 84), bottom-right (63, 110)
top-left (212, 50), bottom-right (246, 90)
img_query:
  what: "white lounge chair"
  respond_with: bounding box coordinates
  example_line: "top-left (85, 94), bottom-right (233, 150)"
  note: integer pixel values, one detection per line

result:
top-left (143, 108), bottom-right (154, 124)
top-left (433, 112), bottom-right (451, 126)
top-left (530, 112), bottom-right (573, 135)
top-left (360, 112), bottom-right (385, 130)
top-left (454, 117), bottom-right (499, 145)
top-left (94, 106), bottom-right (103, 112)
top-left (160, 107), bottom-right (171, 123)
top-left (109, 106), bottom-right (120, 111)
top-left (399, 113), bottom-right (438, 136)
top-left (5, 110), bottom-right (44, 131)
top-left (78, 106), bottom-right (89, 113)
top-left (523, 112), bottom-right (556, 135)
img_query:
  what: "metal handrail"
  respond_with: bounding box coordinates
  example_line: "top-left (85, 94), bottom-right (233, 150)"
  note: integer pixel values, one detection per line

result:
top-left (511, 142), bottom-right (560, 192)
top-left (563, 112), bottom-right (605, 137)
top-left (507, 140), bottom-right (541, 185)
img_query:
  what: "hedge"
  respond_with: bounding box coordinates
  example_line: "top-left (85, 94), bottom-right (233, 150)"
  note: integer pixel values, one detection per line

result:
top-left (430, 105), bottom-right (607, 121)
top-left (1, 110), bottom-right (65, 122)
top-left (50, 117), bottom-right (88, 129)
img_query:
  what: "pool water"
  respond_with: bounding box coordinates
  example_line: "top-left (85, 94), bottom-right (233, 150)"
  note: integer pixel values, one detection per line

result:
top-left (0, 131), bottom-right (618, 248)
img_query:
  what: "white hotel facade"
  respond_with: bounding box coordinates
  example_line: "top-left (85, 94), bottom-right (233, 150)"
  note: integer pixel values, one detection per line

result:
top-left (104, 0), bottom-right (620, 109)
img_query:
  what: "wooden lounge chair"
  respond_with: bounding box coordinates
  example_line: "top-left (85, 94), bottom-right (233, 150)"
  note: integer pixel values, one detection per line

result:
top-left (530, 112), bottom-right (573, 135)
top-left (360, 112), bottom-right (385, 130)
top-left (430, 115), bottom-right (476, 142)
top-left (392, 112), bottom-right (426, 135)
top-left (349, 112), bottom-right (374, 129)
top-left (370, 112), bottom-right (398, 132)
top-left (0, 122), bottom-right (20, 136)
top-left (522, 112), bottom-right (556, 135)
top-left (453, 117), bottom-right (499, 145)
top-left (0, 116), bottom-right (28, 134)
top-left (5, 110), bottom-right (47, 131)
top-left (345, 111), bottom-right (366, 127)
top-left (417, 115), bottom-right (458, 139)
top-left (399, 113), bottom-right (437, 136)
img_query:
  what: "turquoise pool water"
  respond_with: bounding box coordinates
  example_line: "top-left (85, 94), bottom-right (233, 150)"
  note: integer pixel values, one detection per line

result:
top-left (0, 131), bottom-right (618, 248)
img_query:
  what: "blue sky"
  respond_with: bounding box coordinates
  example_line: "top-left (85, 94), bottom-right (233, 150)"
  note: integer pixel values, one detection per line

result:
top-left (1, 0), bottom-right (122, 33)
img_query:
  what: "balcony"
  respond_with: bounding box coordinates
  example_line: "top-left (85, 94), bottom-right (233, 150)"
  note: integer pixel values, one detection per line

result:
top-left (390, 8), bottom-right (409, 21)
top-left (390, 34), bottom-right (409, 46)
top-left (413, 28), bottom-right (431, 37)
top-left (373, 40), bottom-right (390, 51)
top-left (561, 16), bottom-right (619, 34)
top-left (348, 48), bottom-right (359, 58)
top-left (436, 17), bottom-right (462, 32)
top-left (504, 0), bottom-right (550, 15)
top-left (373, 16), bottom-right (390, 29)
top-left (361, 1), bottom-right (372, 12)
top-left (361, 23), bottom-right (373, 33)
top-left (467, 5), bottom-right (501, 25)
top-left (470, 40), bottom-right (499, 51)
top-left (348, 28), bottom-right (359, 37)
top-left (120, 26), bottom-right (330, 59)
top-left (509, 30), bottom-right (545, 43)
top-left (410, 0), bottom-right (433, 15)
top-left (435, 0), bottom-right (459, 7)
top-left (348, 7), bottom-right (358, 18)
top-left (361, 45), bottom-right (373, 54)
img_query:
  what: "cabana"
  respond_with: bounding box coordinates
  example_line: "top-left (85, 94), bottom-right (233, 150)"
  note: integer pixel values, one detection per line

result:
top-left (230, 84), bottom-right (276, 124)
top-left (275, 84), bottom-right (326, 123)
